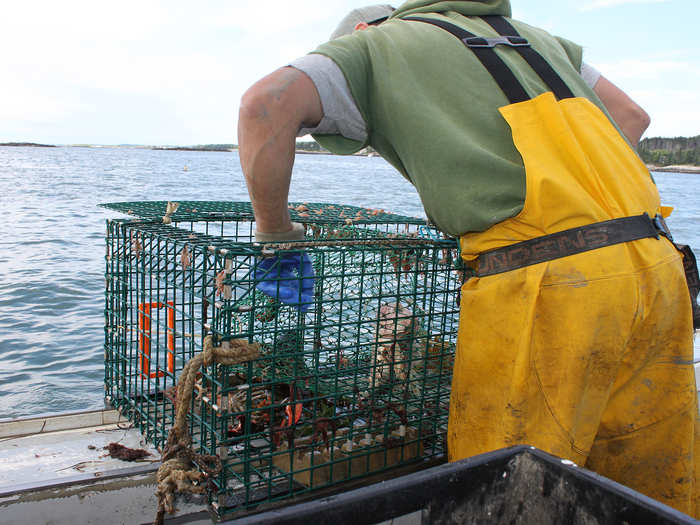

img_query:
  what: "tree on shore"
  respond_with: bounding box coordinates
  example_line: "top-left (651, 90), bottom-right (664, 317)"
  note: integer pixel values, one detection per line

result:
top-left (638, 135), bottom-right (700, 166)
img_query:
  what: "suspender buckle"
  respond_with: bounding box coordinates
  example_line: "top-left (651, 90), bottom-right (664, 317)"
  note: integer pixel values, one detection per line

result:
top-left (652, 214), bottom-right (674, 241)
top-left (463, 36), bottom-right (530, 48)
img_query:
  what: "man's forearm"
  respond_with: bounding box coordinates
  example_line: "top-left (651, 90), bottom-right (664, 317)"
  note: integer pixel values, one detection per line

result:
top-left (238, 67), bottom-right (323, 234)
top-left (238, 99), bottom-right (297, 234)
top-left (593, 75), bottom-right (650, 148)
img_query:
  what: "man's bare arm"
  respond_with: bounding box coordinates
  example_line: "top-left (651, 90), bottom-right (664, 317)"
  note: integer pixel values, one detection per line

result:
top-left (593, 75), bottom-right (650, 147)
top-left (238, 67), bottom-right (323, 234)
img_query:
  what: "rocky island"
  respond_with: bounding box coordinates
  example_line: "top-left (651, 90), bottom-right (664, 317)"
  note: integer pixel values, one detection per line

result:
top-left (152, 144), bottom-right (235, 152)
top-left (0, 142), bottom-right (55, 147)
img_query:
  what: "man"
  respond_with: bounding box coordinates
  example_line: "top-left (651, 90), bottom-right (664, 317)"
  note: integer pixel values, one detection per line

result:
top-left (238, 1), bottom-right (698, 517)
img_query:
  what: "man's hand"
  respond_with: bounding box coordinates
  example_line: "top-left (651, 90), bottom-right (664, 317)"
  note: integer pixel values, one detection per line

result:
top-left (238, 67), bottom-right (323, 234)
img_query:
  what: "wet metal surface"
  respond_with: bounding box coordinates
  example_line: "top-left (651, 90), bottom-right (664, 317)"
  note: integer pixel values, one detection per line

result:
top-left (0, 470), bottom-right (210, 525)
top-left (0, 411), bottom-right (159, 488)
top-left (0, 411), bottom-right (213, 524)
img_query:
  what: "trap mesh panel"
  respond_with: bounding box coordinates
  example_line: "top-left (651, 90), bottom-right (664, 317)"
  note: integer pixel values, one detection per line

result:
top-left (102, 201), bottom-right (462, 518)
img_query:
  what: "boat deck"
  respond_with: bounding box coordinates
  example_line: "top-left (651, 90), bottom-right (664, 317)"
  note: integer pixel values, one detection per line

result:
top-left (0, 409), bottom-right (215, 524)
top-left (0, 409), bottom-right (159, 488)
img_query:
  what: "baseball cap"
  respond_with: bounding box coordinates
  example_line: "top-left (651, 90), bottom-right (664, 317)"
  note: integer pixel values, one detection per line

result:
top-left (329, 4), bottom-right (395, 40)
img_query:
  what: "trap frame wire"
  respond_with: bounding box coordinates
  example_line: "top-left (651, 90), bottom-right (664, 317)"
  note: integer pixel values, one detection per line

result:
top-left (102, 200), bottom-right (462, 518)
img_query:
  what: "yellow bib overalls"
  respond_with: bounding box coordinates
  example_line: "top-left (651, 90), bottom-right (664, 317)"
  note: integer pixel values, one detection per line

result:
top-left (408, 15), bottom-right (698, 517)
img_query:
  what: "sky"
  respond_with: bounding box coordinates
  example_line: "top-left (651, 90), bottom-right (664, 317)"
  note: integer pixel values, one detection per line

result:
top-left (0, 0), bottom-right (697, 145)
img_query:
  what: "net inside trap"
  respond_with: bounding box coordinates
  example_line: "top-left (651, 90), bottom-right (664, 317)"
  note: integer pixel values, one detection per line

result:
top-left (102, 201), bottom-right (462, 518)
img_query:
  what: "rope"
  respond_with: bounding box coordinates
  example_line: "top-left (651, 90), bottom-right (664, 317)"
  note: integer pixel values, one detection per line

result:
top-left (153, 335), bottom-right (261, 525)
top-left (162, 201), bottom-right (180, 224)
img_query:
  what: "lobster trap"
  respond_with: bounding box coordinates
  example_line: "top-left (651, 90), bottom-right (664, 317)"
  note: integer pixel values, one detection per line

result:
top-left (102, 201), bottom-right (462, 519)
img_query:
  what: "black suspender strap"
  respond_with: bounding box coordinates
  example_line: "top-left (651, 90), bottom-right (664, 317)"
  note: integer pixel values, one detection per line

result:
top-left (480, 16), bottom-right (574, 100)
top-left (404, 16), bottom-right (530, 104)
top-left (404, 15), bottom-right (575, 102)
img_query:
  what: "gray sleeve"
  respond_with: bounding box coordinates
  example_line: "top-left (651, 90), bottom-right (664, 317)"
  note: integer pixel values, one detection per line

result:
top-left (290, 55), bottom-right (602, 141)
top-left (289, 54), bottom-right (368, 142)
top-left (580, 62), bottom-right (602, 89)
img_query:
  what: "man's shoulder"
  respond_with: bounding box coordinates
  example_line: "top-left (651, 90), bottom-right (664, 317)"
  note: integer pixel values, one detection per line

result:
top-left (509, 18), bottom-right (583, 71)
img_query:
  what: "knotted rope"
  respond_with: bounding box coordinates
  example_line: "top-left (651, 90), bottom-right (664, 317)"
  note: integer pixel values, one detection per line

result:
top-left (153, 335), bottom-right (261, 525)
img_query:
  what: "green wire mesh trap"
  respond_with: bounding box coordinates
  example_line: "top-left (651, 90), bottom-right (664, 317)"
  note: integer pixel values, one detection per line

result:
top-left (102, 201), bottom-right (462, 519)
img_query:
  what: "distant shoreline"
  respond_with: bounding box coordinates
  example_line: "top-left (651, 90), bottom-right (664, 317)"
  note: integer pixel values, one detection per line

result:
top-left (2, 142), bottom-right (700, 172)
top-left (0, 142), bottom-right (55, 148)
top-left (647, 164), bottom-right (700, 174)
top-left (152, 146), bottom-right (234, 152)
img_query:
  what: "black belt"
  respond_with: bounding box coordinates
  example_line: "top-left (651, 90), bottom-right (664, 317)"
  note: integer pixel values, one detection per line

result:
top-left (475, 213), bottom-right (672, 277)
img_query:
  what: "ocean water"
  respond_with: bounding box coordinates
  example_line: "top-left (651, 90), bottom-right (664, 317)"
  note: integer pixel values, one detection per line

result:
top-left (0, 145), bottom-right (698, 419)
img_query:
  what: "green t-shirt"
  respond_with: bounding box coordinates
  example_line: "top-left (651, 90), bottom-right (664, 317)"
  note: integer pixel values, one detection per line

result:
top-left (312, 2), bottom-right (609, 237)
